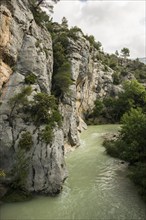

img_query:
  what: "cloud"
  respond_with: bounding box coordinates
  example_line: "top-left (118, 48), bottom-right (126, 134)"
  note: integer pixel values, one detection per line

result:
top-left (53, 0), bottom-right (145, 58)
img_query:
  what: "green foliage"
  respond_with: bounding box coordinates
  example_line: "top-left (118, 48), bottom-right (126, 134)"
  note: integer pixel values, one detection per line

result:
top-left (40, 125), bottom-right (53, 144)
top-left (122, 80), bottom-right (146, 108)
top-left (103, 139), bottom-right (120, 158)
top-left (61, 17), bottom-right (68, 29)
top-left (68, 26), bottom-right (82, 41)
top-left (104, 108), bottom-right (146, 163)
top-left (51, 22), bottom-right (74, 98)
top-left (52, 110), bottom-right (62, 127)
top-left (30, 93), bottom-right (58, 124)
top-left (53, 62), bottom-right (72, 97)
top-left (85, 35), bottom-right (102, 50)
top-left (121, 47), bottom-right (130, 59)
top-left (9, 90), bottom-right (62, 144)
top-left (109, 57), bottom-right (118, 70)
top-left (112, 72), bottom-right (121, 85)
top-left (103, 108), bottom-right (146, 202)
top-left (121, 69), bottom-right (128, 76)
top-left (18, 132), bottom-right (33, 151)
top-left (120, 108), bottom-right (146, 163)
top-left (53, 42), bottom-right (66, 74)
top-left (89, 80), bottom-right (146, 123)
top-left (10, 150), bottom-right (30, 190)
top-left (115, 50), bottom-right (119, 56)
top-left (31, 5), bottom-right (51, 27)
top-left (9, 86), bottom-right (32, 107)
top-left (25, 73), bottom-right (37, 84)
top-left (9, 86), bottom-right (32, 118)
top-left (129, 163), bottom-right (146, 202)
top-left (93, 100), bottom-right (104, 117)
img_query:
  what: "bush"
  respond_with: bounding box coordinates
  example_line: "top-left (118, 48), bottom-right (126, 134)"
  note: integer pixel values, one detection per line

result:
top-left (92, 100), bottom-right (104, 117)
top-left (103, 108), bottom-right (146, 202)
top-left (30, 93), bottom-right (58, 125)
top-left (112, 72), bottom-right (121, 85)
top-left (51, 110), bottom-right (62, 127)
top-left (25, 73), bottom-right (37, 84)
top-left (10, 150), bottom-right (30, 190)
top-left (53, 62), bottom-right (72, 97)
top-left (9, 86), bottom-right (32, 119)
top-left (120, 108), bottom-right (146, 163)
top-left (40, 125), bottom-right (53, 144)
top-left (121, 70), bottom-right (128, 76)
top-left (9, 86), bottom-right (32, 107)
top-left (129, 163), bottom-right (146, 202)
top-left (68, 26), bottom-right (82, 41)
top-left (103, 139), bottom-right (120, 158)
top-left (18, 131), bottom-right (33, 151)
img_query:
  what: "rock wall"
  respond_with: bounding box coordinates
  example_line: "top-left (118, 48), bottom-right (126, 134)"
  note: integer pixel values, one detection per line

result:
top-left (0, 0), bottom-right (67, 195)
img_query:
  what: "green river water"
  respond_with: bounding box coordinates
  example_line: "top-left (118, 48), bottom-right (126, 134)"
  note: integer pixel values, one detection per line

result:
top-left (0, 125), bottom-right (146, 220)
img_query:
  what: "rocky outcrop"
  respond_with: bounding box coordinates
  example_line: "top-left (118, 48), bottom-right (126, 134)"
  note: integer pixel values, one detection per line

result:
top-left (68, 33), bottom-right (118, 122)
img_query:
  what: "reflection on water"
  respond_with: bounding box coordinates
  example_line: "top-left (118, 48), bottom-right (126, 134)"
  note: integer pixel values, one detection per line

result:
top-left (0, 125), bottom-right (146, 220)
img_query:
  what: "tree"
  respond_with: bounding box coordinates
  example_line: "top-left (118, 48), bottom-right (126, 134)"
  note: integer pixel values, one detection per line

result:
top-left (93, 100), bottom-right (104, 117)
top-left (115, 50), bottom-right (119, 57)
top-left (9, 86), bottom-right (32, 121)
top-left (120, 108), bottom-right (146, 163)
top-left (61, 17), bottom-right (68, 29)
top-left (34, 0), bottom-right (60, 14)
top-left (121, 80), bottom-right (146, 109)
top-left (121, 47), bottom-right (130, 59)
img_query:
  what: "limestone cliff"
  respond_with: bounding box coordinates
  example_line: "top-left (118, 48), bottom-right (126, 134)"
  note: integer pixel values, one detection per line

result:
top-left (0, 0), bottom-right (67, 196)
top-left (0, 0), bottom-right (120, 197)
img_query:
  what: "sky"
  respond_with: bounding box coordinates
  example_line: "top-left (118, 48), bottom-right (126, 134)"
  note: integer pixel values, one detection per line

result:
top-left (52, 0), bottom-right (146, 58)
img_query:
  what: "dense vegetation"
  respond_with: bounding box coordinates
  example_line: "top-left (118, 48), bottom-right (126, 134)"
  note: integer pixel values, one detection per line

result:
top-left (99, 53), bottom-right (146, 84)
top-left (103, 108), bottom-right (146, 201)
top-left (86, 80), bottom-right (146, 124)
top-left (94, 79), bottom-right (146, 202)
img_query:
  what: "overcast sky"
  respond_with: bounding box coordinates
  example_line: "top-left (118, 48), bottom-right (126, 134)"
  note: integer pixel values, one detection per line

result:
top-left (52, 0), bottom-right (146, 58)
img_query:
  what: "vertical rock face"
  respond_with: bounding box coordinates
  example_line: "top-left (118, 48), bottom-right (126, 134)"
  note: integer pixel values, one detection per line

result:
top-left (0, 4), bottom-right (12, 90)
top-left (0, 0), bottom-right (67, 195)
top-left (63, 34), bottom-right (116, 135)
top-left (61, 33), bottom-right (118, 148)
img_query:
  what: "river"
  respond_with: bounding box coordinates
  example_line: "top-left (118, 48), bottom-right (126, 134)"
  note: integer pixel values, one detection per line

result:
top-left (0, 125), bottom-right (146, 220)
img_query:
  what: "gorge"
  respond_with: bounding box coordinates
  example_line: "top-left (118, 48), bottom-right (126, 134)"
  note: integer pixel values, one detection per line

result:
top-left (0, 0), bottom-right (146, 210)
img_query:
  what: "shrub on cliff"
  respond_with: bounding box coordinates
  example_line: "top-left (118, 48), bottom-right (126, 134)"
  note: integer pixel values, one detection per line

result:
top-left (18, 131), bottom-right (33, 151)
top-left (40, 125), bottom-right (53, 144)
top-left (30, 93), bottom-right (60, 125)
top-left (25, 73), bottom-right (37, 84)
top-left (53, 62), bottom-right (72, 97)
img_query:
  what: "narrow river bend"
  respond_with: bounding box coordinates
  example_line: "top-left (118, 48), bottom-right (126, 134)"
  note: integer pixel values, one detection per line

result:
top-left (1, 125), bottom-right (146, 220)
